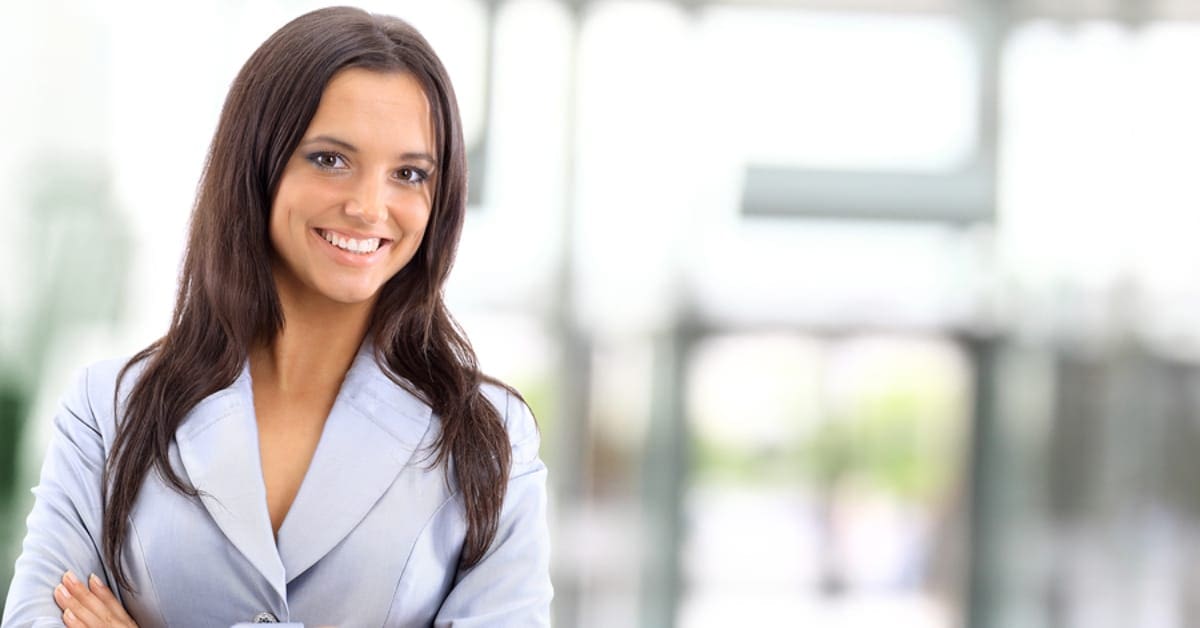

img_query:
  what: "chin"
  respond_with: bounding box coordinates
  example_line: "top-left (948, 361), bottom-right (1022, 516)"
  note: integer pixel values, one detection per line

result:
top-left (315, 281), bottom-right (383, 306)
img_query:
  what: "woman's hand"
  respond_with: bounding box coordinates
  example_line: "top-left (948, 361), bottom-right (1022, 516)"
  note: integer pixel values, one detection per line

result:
top-left (53, 571), bottom-right (138, 627)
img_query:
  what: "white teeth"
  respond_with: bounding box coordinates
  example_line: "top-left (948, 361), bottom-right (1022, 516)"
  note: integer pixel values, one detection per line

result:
top-left (320, 229), bottom-right (381, 254)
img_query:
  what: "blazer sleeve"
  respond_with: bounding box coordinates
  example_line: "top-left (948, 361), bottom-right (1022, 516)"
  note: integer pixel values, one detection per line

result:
top-left (433, 391), bottom-right (554, 627)
top-left (3, 365), bottom-right (111, 627)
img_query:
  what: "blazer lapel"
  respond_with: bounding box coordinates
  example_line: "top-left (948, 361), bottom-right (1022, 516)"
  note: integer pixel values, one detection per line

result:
top-left (174, 364), bottom-right (287, 600)
top-left (275, 342), bottom-right (435, 582)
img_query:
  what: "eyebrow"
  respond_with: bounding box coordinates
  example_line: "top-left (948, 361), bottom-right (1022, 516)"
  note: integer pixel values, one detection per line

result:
top-left (299, 134), bottom-right (437, 166)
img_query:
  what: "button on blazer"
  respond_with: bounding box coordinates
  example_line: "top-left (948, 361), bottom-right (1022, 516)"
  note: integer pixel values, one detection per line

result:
top-left (2, 341), bottom-right (553, 627)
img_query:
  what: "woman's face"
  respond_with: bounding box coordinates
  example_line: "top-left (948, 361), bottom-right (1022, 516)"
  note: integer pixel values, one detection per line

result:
top-left (268, 68), bottom-right (436, 309)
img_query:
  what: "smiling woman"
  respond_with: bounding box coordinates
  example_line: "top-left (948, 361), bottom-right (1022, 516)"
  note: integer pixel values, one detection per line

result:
top-left (2, 7), bottom-right (551, 628)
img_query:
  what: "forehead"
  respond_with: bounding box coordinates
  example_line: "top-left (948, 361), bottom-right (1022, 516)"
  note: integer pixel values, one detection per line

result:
top-left (306, 68), bottom-right (434, 150)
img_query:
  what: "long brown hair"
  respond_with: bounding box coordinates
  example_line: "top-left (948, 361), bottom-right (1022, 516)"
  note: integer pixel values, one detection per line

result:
top-left (103, 6), bottom-right (513, 592)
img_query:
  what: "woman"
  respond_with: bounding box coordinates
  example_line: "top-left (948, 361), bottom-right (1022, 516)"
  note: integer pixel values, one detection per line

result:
top-left (2, 6), bottom-right (552, 627)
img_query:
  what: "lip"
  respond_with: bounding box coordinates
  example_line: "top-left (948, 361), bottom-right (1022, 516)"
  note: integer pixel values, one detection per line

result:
top-left (311, 227), bottom-right (392, 268)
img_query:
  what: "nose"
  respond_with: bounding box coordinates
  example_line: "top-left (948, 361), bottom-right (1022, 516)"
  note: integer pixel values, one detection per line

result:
top-left (344, 176), bottom-right (388, 224)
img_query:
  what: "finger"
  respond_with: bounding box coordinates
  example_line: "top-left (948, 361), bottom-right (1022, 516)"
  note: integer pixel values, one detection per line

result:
top-left (88, 573), bottom-right (135, 623)
top-left (54, 582), bottom-right (103, 626)
top-left (62, 607), bottom-right (86, 628)
top-left (60, 573), bottom-right (110, 624)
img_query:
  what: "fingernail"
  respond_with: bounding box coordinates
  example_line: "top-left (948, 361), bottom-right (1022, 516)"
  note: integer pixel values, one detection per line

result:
top-left (64, 571), bottom-right (79, 585)
top-left (65, 608), bottom-right (76, 620)
top-left (89, 573), bottom-right (104, 588)
top-left (57, 584), bottom-right (72, 599)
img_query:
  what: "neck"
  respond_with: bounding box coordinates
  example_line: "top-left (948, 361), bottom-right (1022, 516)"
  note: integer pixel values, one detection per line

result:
top-left (250, 267), bottom-right (375, 395)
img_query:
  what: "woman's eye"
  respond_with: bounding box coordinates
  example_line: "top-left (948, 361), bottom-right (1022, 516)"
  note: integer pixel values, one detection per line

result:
top-left (308, 152), bottom-right (347, 169)
top-left (396, 167), bottom-right (428, 184)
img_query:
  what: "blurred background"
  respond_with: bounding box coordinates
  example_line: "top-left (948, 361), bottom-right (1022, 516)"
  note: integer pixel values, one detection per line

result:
top-left (3, 0), bottom-right (1200, 626)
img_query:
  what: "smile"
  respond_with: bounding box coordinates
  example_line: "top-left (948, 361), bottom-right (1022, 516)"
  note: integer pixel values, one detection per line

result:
top-left (315, 228), bottom-right (389, 255)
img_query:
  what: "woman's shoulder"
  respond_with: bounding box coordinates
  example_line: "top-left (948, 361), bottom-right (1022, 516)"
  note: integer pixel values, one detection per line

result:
top-left (477, 381), bottom-right (541, 467)
top-left (59, 353), bottom-right (149, 441)
top-left (84, 352), bottom-right (150, 405)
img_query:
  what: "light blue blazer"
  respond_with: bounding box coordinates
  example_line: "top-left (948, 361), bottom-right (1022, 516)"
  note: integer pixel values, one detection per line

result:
top-left (2, 341), bottom-right (553, 627)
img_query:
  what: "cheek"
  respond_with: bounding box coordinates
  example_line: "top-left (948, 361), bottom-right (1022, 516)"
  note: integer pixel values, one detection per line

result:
top-left (268, 177), bottom-right (298, 244)
top-left (266, 204), bottom-right (286, 254)
top-left (392, 197), bottom-right (432, 235)
top-left (271, 180), bottom-right (328, 241)
top-left (267, 196), bottom-right (301, 257)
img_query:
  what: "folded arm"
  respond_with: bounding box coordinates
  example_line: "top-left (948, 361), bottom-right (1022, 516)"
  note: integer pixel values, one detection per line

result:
top-left (4, 366), bottom-right (115, 627)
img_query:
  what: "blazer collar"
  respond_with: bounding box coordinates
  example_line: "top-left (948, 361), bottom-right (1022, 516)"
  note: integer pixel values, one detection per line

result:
top-left (174, 338), bottom-right (435, 598)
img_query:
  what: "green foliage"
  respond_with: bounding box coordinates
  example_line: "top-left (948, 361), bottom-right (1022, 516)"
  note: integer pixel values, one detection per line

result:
top-left (806, 385), bottom-right (958, 500)
top-left (693, 362), bottom-right (961, 502)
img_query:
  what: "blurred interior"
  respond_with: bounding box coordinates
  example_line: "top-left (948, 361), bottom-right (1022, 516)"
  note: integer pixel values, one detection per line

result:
top-left (4, 0), bottom-right (1200, 626)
